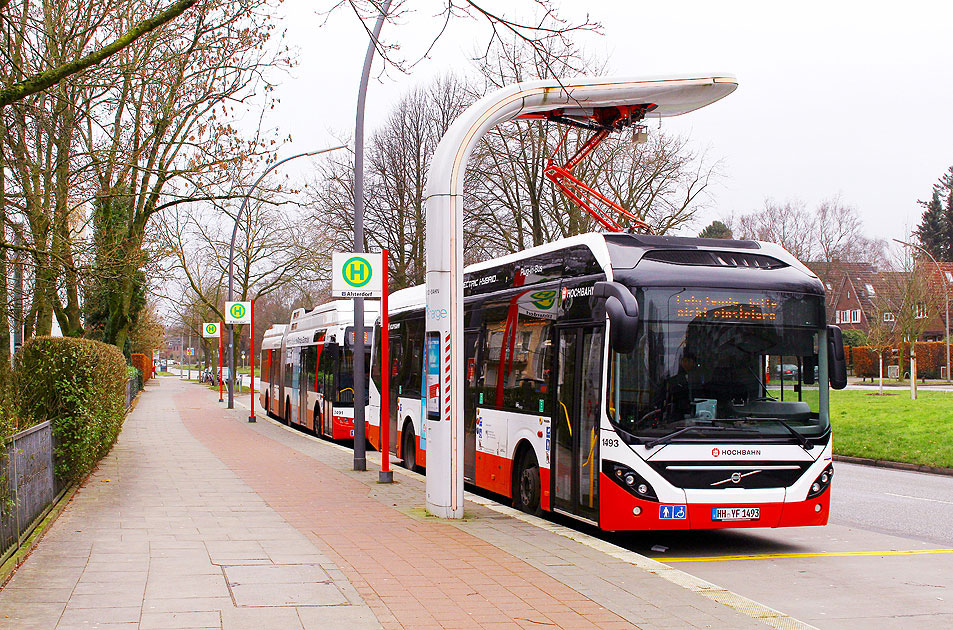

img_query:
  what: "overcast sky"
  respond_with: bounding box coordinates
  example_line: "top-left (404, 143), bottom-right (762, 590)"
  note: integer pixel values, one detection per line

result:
top-left (265, 1), bottom-right (953, 245)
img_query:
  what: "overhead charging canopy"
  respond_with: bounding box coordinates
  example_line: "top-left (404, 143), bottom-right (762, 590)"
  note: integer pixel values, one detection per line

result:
top-left (423, 74), bottom-right (738, 518)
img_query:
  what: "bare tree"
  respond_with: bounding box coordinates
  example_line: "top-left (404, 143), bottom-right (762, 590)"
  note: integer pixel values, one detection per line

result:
top-left (731, 199), bottom-right (817, 260)
top-left (160, 180), bottom-right (326, 373)
top-left (466, 40), bottom-right (722, 258)
top-left (0, 0), bottom-right (201, 108)
top-left (322, 0), bottom-right (599, 78)
top-left (814, 196), bottom-right (888, 270)
top-left (882, 252), bottom-right (943, 394)
top-left (77, 0), bottom-right (291, 352)
top-left (311, 75), bottom-right (474, 289)
top-left (865, 290), bottom-right (899, 395)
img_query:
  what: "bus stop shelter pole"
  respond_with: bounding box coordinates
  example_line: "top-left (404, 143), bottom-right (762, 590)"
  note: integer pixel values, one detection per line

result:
top-left (218, 323), bottom-right (224, 403)
top-left (423, 75), bottom-right (738, 519)
top-left (379, 249), bottom-right (392, 483)
top-left (249, 300), bottom-right (257, 422)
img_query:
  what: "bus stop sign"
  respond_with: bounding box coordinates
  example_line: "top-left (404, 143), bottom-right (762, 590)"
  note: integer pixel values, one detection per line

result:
top-left (332, 252), bottom-right (383, 298)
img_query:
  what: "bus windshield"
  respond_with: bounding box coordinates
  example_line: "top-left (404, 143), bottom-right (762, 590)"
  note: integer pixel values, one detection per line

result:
top-left (608, 288), bottom-right (829, 442)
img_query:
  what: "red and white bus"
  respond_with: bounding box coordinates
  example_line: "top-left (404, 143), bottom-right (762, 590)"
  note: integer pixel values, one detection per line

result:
top-left (369, 231), bottom-right (846, 531)
top-left (260, 301), bottom-right (378, 440)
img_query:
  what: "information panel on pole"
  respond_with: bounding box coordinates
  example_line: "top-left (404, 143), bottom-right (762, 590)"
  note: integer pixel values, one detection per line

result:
top-left (202, 322), bottom-right (220, 338)
top-left (331, 252), bottom-right (383, 298)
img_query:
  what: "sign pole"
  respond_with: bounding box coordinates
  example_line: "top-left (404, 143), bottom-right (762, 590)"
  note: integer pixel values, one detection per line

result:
top-left (379, 249), bottom-right (392, 483)
top-left (249, 300), bottom-right (256, 423)
top-left (218, 322), bottom-right (224, 403)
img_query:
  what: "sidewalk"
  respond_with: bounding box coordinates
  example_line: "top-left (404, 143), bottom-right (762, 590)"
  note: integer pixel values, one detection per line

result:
top-left (0, 378), bottom-right (780, 629)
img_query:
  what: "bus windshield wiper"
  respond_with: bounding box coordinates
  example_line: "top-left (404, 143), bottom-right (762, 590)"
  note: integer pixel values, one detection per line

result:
top-left (645, 425), bottom-right (754, 450)
top-left (745, 417), bottom-right (812, 450)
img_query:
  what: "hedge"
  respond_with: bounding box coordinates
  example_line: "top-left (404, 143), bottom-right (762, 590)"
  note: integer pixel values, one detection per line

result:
top-left (12, 337), bottom-right (128, 483)
top-left (852, 342), bottom-right (947, 379)
top-left (131, 353), bottom-right (151, 381)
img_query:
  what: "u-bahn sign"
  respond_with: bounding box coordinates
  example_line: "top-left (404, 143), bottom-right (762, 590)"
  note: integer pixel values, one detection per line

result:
top-left (332, 252), bottom-right (383, 298)
top-left (202, 322), bottom-right (220, 338)
top-left (225, 301), bottom-right (252, 325)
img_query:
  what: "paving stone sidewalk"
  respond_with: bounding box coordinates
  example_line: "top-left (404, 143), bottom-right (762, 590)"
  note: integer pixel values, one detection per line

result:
top-left (0, 378), bottom-right (771, 629)
top-left (0, 379), bottom-right (377, 629)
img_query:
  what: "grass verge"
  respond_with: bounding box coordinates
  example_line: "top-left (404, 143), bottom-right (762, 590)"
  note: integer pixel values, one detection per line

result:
top-left (830, 389), bottom-right (953, 468)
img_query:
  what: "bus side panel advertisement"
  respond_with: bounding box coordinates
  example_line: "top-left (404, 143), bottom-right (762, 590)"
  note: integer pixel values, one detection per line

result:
top-left (426, 332), bottom-right (441, 421)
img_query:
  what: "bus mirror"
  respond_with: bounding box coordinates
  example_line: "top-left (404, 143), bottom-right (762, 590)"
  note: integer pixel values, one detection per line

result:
top-left (827, 325), bottom-right (848, 390)
top-left (592, 282), bottom-right (639, 354)
top-left (606, 296), bottom-right (639, 353)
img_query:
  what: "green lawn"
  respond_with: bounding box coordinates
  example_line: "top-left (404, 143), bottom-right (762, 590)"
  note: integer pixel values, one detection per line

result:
top-left (829, 390), bottom-right (953, 468)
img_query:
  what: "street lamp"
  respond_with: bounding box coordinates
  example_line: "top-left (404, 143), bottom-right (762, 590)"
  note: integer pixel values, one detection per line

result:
top-left (226, 146), bottom-right (347, 409)
top-left (351, 0), bottom-right (392, 472)
top-left (894, 238), bottom-right (950, 383)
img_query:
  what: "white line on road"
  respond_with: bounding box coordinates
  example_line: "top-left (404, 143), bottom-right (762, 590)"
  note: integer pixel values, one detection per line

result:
top-left (885, 492), bottom-right (953, 505)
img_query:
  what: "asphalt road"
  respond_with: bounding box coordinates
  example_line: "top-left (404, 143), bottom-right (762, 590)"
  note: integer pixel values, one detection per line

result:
top-left (612, 462), bottom-right (953, 629)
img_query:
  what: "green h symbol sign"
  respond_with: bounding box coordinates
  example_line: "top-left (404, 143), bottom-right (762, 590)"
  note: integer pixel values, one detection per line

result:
top-left (343, 257), bottom-right (372, 287)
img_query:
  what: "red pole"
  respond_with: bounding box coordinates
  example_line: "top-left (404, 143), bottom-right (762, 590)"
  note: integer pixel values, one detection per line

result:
top-left (218, 322), bottom-right (224, 402)
top-left (249, 300), bottom-right (256, 423)
top-left (381, 249), bottom-right (390, 478)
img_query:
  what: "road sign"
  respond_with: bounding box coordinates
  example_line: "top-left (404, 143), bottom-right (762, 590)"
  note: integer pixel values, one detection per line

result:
top-left (202, 322), bottom-right (220, 338)
top-left (225, 301), bottom-right (252, 324)
top-left (332, 252), bottom-right (383, 298)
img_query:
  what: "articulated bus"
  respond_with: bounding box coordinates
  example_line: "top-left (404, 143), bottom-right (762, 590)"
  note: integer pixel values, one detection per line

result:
top-left (368, 231), bottom-right (846, 531)
top-left (259, 301), bottom-right (378, 439)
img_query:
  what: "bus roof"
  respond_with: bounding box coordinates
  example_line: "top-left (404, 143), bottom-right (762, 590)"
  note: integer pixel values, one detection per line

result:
top-left (388, 231), bottom-right (823, 311)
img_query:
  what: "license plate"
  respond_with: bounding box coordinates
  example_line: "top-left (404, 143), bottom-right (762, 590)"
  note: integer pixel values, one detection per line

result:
top-left (712, 507), bottom-right (760, 521)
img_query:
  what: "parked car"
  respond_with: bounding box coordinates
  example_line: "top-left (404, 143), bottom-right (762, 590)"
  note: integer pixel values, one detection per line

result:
top-left (774, 363), bottom-right (799, 379)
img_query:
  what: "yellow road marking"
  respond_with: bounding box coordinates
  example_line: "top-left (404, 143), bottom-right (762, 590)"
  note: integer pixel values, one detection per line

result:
top-left (664, 549), bottom-right (953, 562)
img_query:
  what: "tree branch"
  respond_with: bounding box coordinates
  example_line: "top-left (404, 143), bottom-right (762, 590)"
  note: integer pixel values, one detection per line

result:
top-left (0, 0), bottom-right (200, 108)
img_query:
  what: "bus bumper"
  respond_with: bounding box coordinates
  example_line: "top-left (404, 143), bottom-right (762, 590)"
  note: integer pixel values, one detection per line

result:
top-left (599, 473), bottom-right (831, 531)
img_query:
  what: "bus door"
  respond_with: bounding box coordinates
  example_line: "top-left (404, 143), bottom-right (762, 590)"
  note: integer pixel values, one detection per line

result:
top-left (552, 326), bottom-right (603, 522)
top-left (318, 343), bottom-right (337, 436)
top-left (300, 346), bottom-right (313, 430)
top-left (289, 346), bottom-right (302, 425)
top-left (463, 329), bottom-right (482, 483)
top-left (387, 331), bottom-right (402, 455)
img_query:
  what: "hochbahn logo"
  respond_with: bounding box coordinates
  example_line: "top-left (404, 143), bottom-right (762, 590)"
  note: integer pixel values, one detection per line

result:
top-left (205, 323), bottom-right (217, 335)
top-left (229, 303), bottom-right (246, 320)
top-left (343, 257), bottom-right (372, 288)
top-left (712, 448), bottom-right (761, 457)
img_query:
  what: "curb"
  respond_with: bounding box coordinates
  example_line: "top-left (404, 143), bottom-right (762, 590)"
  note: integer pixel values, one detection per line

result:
top-left (834, 454), bottom-right (953, 477)
top-left (0, 482), bottom-right (80, 588)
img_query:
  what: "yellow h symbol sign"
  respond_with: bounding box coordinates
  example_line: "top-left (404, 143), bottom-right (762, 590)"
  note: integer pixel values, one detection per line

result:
top-left (343, 257), bottom-right (372, 287)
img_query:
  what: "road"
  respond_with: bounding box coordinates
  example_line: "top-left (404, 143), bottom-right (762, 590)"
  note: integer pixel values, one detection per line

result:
top-left (608, 462), bottom-right (953, 629)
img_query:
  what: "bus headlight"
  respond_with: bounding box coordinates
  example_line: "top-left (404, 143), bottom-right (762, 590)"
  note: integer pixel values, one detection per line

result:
top-left (605, 461), bottom-right (658, 502)
top-left (807, 464), bottom-right (833, 499)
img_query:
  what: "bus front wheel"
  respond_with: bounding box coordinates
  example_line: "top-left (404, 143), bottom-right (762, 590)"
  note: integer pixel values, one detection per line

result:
top-left (514, 449), bottom-right (541, 516)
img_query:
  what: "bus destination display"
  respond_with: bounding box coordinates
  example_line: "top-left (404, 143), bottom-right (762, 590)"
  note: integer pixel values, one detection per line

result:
top-left (672, 293), bottom-right (779, 322)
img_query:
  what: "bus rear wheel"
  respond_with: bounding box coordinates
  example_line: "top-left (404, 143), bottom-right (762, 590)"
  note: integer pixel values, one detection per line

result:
top-left (402, 425), bottom-right (417, 472)
top-left (514, 450), bottom-right (541, 516)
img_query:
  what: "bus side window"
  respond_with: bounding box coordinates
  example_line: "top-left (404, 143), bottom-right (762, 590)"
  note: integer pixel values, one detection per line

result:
top-left (403, 317), bottom-right (424, 398)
